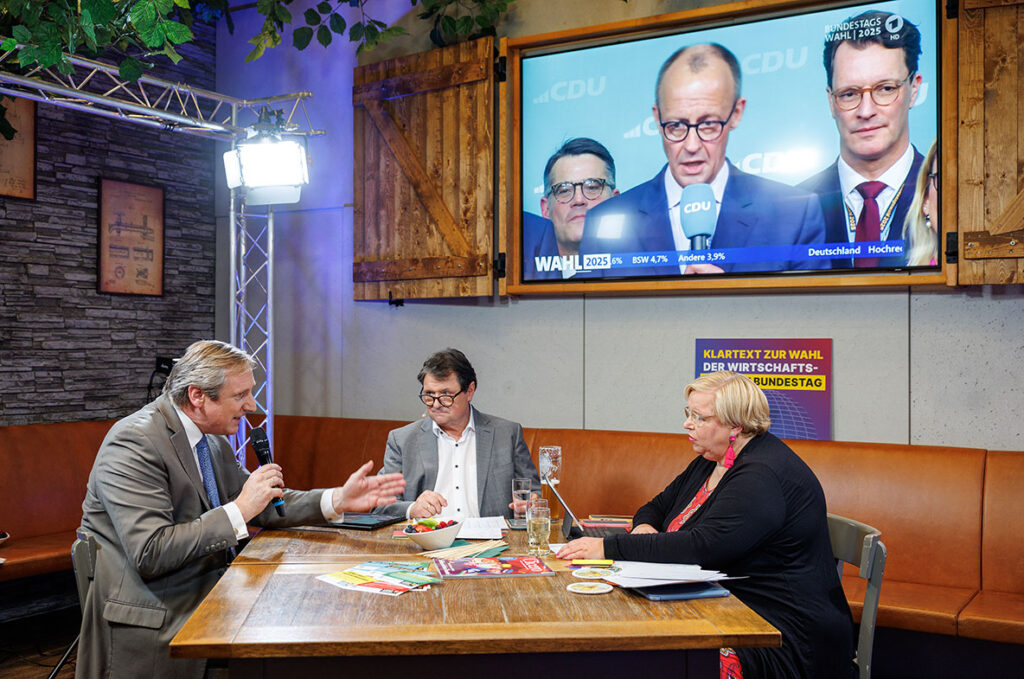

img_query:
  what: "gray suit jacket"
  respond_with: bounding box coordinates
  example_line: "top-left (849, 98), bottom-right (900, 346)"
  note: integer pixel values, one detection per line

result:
top-left (76, 395), bottom-right (325, 679)
top-left (377, 407), bottom-right (539, 518)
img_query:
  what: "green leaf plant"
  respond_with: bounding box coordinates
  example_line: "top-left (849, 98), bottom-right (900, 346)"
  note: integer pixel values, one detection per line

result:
top-left (0, 1), bottom-right (628, 138)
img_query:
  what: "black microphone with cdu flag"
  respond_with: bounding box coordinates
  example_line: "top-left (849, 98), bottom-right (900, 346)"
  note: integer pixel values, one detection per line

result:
top-left (680, 183), bottom-right (717, 251)
top-left (250, 427), bottom-right (285, 517)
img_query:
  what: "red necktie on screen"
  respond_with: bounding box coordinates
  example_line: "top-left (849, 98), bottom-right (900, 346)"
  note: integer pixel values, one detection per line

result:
top-left (855, 181), bottom-right (886, 268)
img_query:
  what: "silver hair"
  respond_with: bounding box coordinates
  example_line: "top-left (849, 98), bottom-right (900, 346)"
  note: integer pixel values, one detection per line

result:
top-left (163, 340), bottom-right (255, 407)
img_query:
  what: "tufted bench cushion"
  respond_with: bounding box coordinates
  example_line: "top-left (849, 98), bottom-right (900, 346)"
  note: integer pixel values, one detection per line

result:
top-left (958, 450), bottom-right (1024, 643)
top-left (789, 440), bottom-right (986, 636)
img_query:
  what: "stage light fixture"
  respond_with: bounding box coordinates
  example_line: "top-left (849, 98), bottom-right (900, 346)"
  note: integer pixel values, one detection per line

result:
top-left (223, 107), bottom-right (309, 205)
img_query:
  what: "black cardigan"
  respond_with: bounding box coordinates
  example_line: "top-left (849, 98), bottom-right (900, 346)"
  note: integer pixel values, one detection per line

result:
top-left (604, 432), bottom-right (855, 679)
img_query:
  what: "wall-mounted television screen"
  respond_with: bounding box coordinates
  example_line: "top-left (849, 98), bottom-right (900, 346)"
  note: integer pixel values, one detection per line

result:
top-left (517, 0), bottom-right (940, 283)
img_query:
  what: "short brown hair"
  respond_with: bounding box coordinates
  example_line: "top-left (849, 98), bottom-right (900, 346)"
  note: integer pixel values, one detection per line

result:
top-left (417, 348), bottom-right (477, 391)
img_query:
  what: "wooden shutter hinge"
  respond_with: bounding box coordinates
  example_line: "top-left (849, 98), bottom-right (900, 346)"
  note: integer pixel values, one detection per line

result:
top-left (945, 232), bottom-right (959, 264)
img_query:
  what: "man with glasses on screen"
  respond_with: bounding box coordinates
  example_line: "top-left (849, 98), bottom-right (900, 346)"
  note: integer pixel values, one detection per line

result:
top-left (579, 43), bottom-right (826, 276)
top-left (523, 137), bottom-right (619, 280)
top-left (800, 10), bottom-right (924, 268)
top-left (375, 348), bottom-right (539, 520)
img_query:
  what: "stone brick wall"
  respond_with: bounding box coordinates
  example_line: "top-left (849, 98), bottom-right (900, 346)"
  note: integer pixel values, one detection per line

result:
top-left (0, 24), bottom-right (219, 425)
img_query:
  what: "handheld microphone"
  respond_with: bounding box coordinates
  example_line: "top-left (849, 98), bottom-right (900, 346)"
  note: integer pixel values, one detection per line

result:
top-left (250, 427), bottom-right (285, 517)
top-left (680, 183), bottom-right (717, 251)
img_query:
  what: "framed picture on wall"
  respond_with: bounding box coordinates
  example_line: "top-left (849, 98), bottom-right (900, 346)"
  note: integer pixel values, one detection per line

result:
top-left (98, 178), bottom-right (165, 295)
top-left (0, 97), bottom-right (36, 200)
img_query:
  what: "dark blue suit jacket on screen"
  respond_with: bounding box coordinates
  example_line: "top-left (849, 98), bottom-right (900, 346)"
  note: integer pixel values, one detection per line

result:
top-left (798, 147), bottom-right (924, 269)
top-left (579, 163), bottom-right (827, 277)
top-left (521, 211), bottom-right (561, 281)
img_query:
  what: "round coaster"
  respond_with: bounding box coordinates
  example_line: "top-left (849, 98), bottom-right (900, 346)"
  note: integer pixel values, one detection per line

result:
top-left (572, 567), bottom-right (614, 579)
top-left (567, 581), bottom-right (613, 595)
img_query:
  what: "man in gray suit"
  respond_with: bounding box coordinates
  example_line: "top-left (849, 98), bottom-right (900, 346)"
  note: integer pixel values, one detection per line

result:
top-left (378, 348), bottom-right (539, 519)
top-left (77, 340), bottom-right (405, 679)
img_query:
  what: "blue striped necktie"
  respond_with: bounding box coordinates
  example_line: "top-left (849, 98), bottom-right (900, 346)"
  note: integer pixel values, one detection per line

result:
top-left (195, 436), bottom-right (221, 507)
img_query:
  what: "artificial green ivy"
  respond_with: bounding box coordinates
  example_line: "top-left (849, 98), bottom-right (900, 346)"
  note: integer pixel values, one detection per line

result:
top-left (0, 0), bottom-right (626, 138)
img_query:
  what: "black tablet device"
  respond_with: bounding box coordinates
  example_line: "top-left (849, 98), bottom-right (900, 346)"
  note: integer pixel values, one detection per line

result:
top-left (322, 513), bottom-right (404, 531)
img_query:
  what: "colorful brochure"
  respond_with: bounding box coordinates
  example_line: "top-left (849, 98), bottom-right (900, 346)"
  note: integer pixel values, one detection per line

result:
top-left (317, 560), bottom-right (440, 596)
top-left (433, 555), bottom-right (556, 578)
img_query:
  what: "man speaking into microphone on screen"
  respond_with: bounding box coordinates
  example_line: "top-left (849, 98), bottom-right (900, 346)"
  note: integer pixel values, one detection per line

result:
top-left (76, 340), bottom-right (405, 679)
top-left (579, 43), bottom-right (826, 276)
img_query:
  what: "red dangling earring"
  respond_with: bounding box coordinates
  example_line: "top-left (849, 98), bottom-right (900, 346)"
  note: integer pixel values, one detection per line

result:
top-left (723, 434), bottom-right (737, 468)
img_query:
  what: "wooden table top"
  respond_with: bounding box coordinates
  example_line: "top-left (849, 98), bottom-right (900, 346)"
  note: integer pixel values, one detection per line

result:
top-left (171, 525), bottom-right (780, 659)
top-left (233, 524), bottom-right (423, 564)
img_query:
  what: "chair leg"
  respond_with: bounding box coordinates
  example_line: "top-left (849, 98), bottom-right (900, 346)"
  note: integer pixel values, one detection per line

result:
top-left (46, 633), bottom-right (78, 679)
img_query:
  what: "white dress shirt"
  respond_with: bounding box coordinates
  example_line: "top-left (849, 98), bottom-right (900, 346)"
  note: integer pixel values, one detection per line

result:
top-left (430, 410), bottom-right (480, 520)
top-left (173, 405), bottom-right (338, 537)
top-left (173, 404), bottom-right (249, 540)
top-left (837, 144), bottom-right (915, 241)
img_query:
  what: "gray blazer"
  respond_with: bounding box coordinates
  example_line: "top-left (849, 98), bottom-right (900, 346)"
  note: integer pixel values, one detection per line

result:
top-left (76, 395), bottom-right (325, 679)
top-left (377, 407), bottom-right (539, 518)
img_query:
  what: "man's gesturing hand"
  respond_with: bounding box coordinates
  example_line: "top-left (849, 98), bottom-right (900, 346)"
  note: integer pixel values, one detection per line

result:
top-left (331, 461), bottom-right (406, 513)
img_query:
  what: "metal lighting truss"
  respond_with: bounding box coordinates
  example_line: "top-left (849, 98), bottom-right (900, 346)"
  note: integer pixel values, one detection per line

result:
top-left (0, 50), bottom-right (324, 459)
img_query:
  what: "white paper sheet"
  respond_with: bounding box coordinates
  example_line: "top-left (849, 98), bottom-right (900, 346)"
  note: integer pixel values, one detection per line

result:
top-left (455, 516), bottom-right (508, 539)
top-left (603, 574), bottom-right (724, 588)
top-left (613, 561), bottom-right (726, 581)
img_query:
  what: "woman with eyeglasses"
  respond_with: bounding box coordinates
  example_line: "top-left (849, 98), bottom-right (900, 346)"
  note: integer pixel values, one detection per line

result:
top-left (557, 371), bottom-right (854, 679)
top-left (902, 140), bottom-right (940, 266)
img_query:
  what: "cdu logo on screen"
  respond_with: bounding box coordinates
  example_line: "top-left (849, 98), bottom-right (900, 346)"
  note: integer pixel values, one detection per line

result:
top-left (532, 76), bottom-right (607, 104)
top-left (681, 184), bottom-right (715, 219)
top-left (680, 183), bottom-right (717, 246)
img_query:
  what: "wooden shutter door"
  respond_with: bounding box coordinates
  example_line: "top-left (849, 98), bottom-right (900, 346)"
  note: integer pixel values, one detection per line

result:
top-left (352, 37), bottom-right (496, 300)
top-left (959, 0), bottom-right (1024, 283)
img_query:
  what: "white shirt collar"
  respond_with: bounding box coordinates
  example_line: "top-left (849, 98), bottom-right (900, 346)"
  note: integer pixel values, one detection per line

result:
top-left (172, 402), bottom-right (205, 450)
top-left (430, 406), bottom-right (476, 442)
top-left (837, 144), bottom-right (915, 201)
top-left (836, 145), bottom-right (914, 240)
top-left (664, 162), bottom-right (730, 209)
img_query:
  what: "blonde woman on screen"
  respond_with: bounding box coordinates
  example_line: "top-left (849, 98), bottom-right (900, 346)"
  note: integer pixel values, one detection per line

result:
top-left (902, 140), bottom-right (939, 266)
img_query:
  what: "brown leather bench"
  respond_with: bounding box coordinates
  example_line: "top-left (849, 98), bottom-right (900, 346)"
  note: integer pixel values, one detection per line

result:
top-left (0, 415), bottom-right (399, 584)
top-left (958, 449), bottom-right (1024, 644)
top-left (5, 414), bottom-right (1022, 650)
top-left (273, 416), bottom-right (1019, 646)
top-left (789, 440), bottom-right (986, 637)
top-left (271, 415), bottom-right (400, 490)
top-left (523, 427), bottom-right (693, 517)
top-left (0, 420), bottom-right (114, 582)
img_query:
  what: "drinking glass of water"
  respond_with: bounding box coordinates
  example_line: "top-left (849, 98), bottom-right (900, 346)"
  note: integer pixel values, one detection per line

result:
top-left (511, 477), bottom-right (532, 528)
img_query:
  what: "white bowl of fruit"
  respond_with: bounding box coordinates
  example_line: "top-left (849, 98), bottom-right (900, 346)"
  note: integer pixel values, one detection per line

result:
top-left (403, 518), bottom-right (460, 550)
